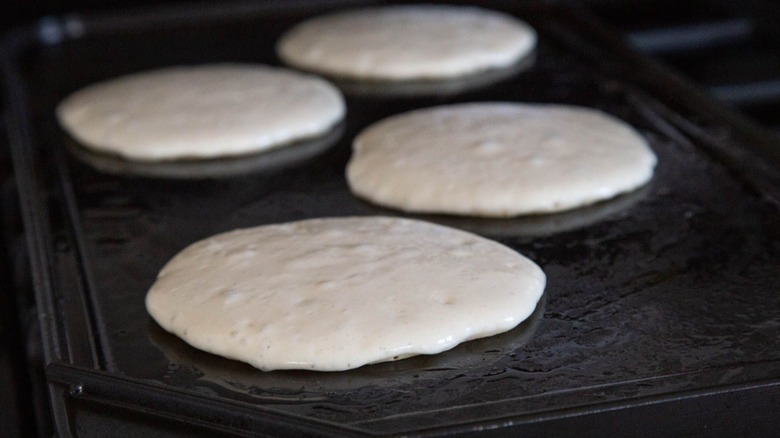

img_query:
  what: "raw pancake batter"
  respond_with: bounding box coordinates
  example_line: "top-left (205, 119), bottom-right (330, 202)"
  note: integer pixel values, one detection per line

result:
top-left (57, 64), bottom-right (345, 161)
top-left (146, 217), bottom-right (546, 371)
top-left (277, 5), bottom-right (537, 80)
top-left (347, 103), bottom-right (657, 216)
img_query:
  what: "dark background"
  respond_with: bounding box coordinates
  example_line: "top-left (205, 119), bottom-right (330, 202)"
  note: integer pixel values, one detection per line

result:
top-left (2, 0), bottom-right (171, 30)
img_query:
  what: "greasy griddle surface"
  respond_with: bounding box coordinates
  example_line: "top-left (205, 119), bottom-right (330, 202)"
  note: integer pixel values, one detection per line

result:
top-left (14, 1), bottom-right (780, 434)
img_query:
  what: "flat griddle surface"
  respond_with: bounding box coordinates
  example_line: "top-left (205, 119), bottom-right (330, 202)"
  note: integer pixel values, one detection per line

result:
top-left (5, 1), bottom-right (780, 435)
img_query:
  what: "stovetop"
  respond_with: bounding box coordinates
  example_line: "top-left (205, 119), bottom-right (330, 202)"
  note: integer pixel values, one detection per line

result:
top-left (590, 0), bottom-right (780, 134)
top-left (1, 1), bottom-right (779, 436)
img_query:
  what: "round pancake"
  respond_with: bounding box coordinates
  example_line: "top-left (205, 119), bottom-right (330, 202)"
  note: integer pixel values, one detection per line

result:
top-left (145, 217), bottom-right (546, 372)
top-left (347, 103), bottom-right (657, 216)
top-left (56, 64), bottom-right (345, 161)
top-left (276, 5), bottom-right (537, 80)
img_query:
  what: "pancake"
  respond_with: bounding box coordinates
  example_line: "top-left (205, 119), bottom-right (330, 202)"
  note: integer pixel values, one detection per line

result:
top-left (56, 64), bottom-right (345, 161)
top-left (145, 217), bottom-right (546, 372)
top-left (277, 5), bottom-right (536, 81)
top-left (347, 103), bottom-right (657, 217)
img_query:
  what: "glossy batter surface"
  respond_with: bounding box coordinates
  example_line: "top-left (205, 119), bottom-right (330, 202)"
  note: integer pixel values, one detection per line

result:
top-left (347, 103), bottom-right (657, 216)
top-left (145, 217), bottom-right (546, 371)
top-left (277, 5), bottom-right (536, 80)
top-left (57, 64), bottom-right (345, 161)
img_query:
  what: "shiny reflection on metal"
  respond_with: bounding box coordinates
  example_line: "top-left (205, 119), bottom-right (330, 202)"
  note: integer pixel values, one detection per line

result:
top-left (627, 18), bottom-right (753, 54)
top-left (710, 79), bottom-right (780, 105)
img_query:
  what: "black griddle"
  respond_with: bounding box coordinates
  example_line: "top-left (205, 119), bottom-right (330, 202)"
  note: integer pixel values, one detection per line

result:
top-left (3, 1), bottom-right (780, 436)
